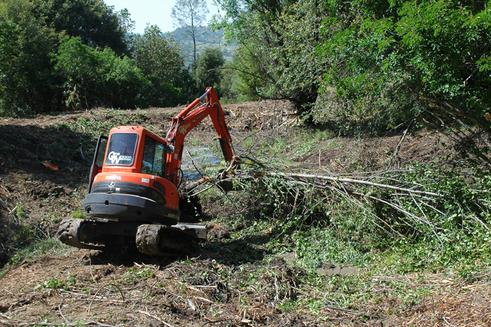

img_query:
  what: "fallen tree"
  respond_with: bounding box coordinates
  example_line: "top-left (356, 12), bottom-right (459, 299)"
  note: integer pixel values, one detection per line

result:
top-left (182, 157), bottom-right (491, 242)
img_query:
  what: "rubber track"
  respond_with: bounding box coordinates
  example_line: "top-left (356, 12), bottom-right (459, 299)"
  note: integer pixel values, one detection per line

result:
top-left (135, 224), bottom-right (163, 256)
top-left (56, 218), bottom-right (104, 250)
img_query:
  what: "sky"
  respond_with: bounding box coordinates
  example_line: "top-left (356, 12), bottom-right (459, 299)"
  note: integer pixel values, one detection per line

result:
top-left (104, 0), bottom-right (220, 34)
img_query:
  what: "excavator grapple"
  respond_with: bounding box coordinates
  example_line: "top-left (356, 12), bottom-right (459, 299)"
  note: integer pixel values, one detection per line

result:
top-left (56, 88), bottom-right (238, 256)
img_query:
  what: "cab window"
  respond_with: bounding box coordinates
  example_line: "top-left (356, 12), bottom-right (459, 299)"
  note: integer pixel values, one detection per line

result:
top-left (105, 133), bottom-right (137, 166)
top-left (141, 136), bottom-right (165, 177)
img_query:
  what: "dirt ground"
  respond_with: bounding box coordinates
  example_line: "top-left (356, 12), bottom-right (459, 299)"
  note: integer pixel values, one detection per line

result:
top-left (1, 100), bottom-right (490, 326)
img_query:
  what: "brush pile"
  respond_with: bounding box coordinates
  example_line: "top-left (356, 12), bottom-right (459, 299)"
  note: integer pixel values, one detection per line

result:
top-left (183, 157), bottom-right (491, 242)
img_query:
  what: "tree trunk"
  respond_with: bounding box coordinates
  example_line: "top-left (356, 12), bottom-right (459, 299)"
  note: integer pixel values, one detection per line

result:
top-left (191, 13), bottom-right (196, 68)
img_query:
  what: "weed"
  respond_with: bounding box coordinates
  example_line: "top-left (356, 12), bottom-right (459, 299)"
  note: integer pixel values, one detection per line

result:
top-left (123, 267), bottom-right (155, 284)
top-left (7, 238), bottom-right (69, 266)
top-left (67, 274), bottom-right (77, 287)
top-left (278, 299), bottom-right (298, 312)
top-left (35, 274), bottom-right (77, 292)
top-left (14, 203), bottom-right (27, 221)
top-left (293, 228), bottom-right (370, 270)
top-left (292, 130), bottom-right (331, 159)
top-left (71, 209), bottom-right (86, 219)
top-left (38, 278), bottom-right (66, 290)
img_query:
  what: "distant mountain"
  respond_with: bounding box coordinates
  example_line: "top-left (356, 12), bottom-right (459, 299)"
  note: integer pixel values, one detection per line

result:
top-left (166, 26), bottom-right (236, 67)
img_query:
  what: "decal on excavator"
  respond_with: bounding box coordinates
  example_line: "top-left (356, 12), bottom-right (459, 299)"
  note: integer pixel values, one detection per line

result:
top-left (108, 151), bottom-right (132, 165)
top-left (105, 175), bottom-right (122, 180)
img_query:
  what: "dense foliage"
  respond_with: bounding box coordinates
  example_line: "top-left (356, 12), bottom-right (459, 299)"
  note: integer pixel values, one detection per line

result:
top-left (314, 0), bottom-right (491, 131)
top-left (216, 0), bottom-right (327, 107)
top-left (35, 0), bottom-right (131, 54)
top-left (55, 37), bottom-right (149, 109)
top-left (194, 47), bottom-right (225, 92)
top-left (1, 0), bottom-right (489, 132)
top-left (217, 0), bottom-right (490, 131)
top-left (0, 0), bottom-right (193, 115)
top-left (132, 26), bottom-right (192, 106)
top-left (0, 0), bottom-right (59, 116)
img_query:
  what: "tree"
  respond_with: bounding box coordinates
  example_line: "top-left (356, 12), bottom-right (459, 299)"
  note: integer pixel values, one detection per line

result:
top-left (0, 0), bottom-right (138, 116)
top-left (315, 0), bottom-right (491, 132)
top-left (194, 47), bottom-right (225, 91)
top-left (0, 0), bottom-right (59, 116)
top-left (36, 0), bottom-right (130, 54)
top-left (172, 0), bottom-right (209, 67)
top-left (132, 25), bottom-right (192, 106)
top-left (55, 37), bottom-right (149, 109)
top-left (214, 0), bottom-right (327, 107)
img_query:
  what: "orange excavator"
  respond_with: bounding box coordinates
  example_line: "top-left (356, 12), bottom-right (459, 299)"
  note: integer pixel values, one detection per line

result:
top-left (57, 87), bottom-right (239, 255)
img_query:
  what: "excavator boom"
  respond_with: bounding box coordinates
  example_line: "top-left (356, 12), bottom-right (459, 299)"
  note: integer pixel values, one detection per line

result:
top-left (165, 87), bottom-right (237, 184)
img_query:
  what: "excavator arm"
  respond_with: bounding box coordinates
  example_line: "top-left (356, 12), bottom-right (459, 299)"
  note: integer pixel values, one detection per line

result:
top-left (165, 87), bottom-right (238, 185)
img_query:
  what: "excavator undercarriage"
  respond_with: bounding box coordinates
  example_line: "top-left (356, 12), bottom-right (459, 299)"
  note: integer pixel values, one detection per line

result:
top-left (57, 218), bottom-right (207, 255)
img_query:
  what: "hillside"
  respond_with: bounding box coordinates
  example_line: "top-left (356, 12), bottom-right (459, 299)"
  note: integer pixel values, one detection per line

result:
top-left (1, 101), bottom-right (490, 326)
top-left (166, 26), bottom-right (236, 66)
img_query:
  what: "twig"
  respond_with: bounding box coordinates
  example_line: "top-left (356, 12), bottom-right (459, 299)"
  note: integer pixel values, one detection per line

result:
top-left (185, 148), bottom-right (205, 179)
top-left (79, 145), bottom-right (86, 161)
top-left (269, 172), bottom-right (441, 197)
top-left (58, 302), bottom-right (69, 325)
top-left (138, 310), bottom-right (174, 327)
top-left (389, 121), bottom-right (413, 167)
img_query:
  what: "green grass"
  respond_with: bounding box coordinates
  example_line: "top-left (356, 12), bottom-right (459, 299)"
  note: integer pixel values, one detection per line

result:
top-left (123, 267), bottom-right (155, 284)
top-left (252, 129), bottom-right (334, 166)
top-left (5, 238), bottom-right (69, 267)
top-left (71, 208), bottom-right (87, 219)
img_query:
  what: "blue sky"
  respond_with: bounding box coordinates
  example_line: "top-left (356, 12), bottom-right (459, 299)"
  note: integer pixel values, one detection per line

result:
top-left (104, 0), bottom-right (219, 34)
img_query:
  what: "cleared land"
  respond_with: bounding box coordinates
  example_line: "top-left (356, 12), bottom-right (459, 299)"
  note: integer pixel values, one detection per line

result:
top-left (0, 101), bottom-right (490, 326)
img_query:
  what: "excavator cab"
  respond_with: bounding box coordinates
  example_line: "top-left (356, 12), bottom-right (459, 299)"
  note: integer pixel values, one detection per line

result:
top-left (84, 127), bottom-right (180, 225)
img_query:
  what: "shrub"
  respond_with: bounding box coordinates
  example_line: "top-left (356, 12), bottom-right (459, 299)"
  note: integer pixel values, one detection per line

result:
top-left (55, 37), bottom-right (150, 109)
top-left (315, 0), bottom-right (491, 132)
top-left (194, 47), bottom-right (225, 93)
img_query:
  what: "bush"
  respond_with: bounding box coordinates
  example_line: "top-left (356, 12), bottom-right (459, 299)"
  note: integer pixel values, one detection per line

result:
top-left (194, 47), bottom-right (225, 93)
top-left (315, 0), bottom-right (491, 132)
top-left (55, 37), bottom-right (149, 109)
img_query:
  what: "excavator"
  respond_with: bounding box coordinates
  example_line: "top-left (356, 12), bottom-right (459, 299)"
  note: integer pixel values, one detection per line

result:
top-left (57, 87), bottom-right (239, 256)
